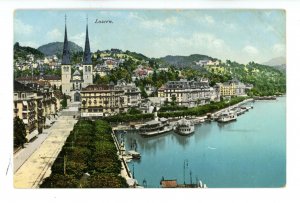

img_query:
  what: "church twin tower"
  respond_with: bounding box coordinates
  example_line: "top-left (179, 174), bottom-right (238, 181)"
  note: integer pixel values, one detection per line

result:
top-left (61, 16), bottom-right (93, 102)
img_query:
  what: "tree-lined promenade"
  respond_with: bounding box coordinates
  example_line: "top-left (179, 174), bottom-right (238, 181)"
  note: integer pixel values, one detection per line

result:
top-left (40, 120), bottom-right (128, 188)
top-left (14, 115), bottom-right (78, 188)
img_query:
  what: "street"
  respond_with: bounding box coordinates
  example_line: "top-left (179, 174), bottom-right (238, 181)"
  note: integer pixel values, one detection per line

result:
top-left (14, 104), bottom-right (79, 188)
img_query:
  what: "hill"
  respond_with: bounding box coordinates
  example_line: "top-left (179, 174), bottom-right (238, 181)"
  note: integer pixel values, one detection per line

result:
top-left (14, 42), bottom-right (44, 60)
top-left (159, 54), bottom-right (217, 68)
top-left (38, 41), bottom-right (83, 57)
top-left (263, 56), bottom-right (286, 67)
top-left (262, 56), bottom-right (286, 72)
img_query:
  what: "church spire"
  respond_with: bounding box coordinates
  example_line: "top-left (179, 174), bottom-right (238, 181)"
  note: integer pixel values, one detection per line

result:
top-left (62, 15), bottom-right (71, 65)
top-left (83, 16), bottom-right (92, 65)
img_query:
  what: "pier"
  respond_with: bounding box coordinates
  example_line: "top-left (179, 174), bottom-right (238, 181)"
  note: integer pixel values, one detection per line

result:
top-left (211, 98), bottom-right (254, 119)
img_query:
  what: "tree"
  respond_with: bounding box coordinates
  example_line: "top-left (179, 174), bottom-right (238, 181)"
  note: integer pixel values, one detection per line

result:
top-left (128, 107), bottom-right (142, 115)
top-left (61, 93), bottom-right (67, 109)
top-left (171, 95), bottom-right (177, 106)
top-left (140, 86), bottom-right (148, 98)
top-left (14, 116), bottom-right (27, 148)
top-left (82, 100), bottom-right (86, 107)
top-left (152, 70), bottom-right (157, 86)
top-left (93, 73), bottom-right (101, 84)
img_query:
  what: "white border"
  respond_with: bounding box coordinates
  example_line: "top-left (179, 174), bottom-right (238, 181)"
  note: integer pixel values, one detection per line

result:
top-left (1, 1), bottom-right (299, 203)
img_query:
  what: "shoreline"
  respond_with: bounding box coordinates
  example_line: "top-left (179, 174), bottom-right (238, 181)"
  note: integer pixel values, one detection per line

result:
top-left (113, 98), bottom-right (255, 131)
top-left (210, 98), bottom-right (254, 118)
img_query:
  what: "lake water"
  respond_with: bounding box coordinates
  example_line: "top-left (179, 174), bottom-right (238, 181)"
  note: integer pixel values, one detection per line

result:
top-left (117, 96), bottom-right (286, 188)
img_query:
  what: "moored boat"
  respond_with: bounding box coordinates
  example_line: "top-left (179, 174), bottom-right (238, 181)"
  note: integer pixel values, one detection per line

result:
top-left (174, 118), bottom-right (195, 136)
top-left (218, 111), bottom-right (237, 123)
top-left (139, 117), bottom-right (172, 136)
top-left (128, 150), bottom-right (141, 159)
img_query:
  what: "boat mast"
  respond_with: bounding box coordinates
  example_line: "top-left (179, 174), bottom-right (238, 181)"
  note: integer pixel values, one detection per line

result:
top-left (183, 159), bottom-right (188, 185)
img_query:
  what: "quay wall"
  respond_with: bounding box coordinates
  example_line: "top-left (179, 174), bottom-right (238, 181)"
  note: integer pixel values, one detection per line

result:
top-left (111, 131), bottom-right (132, 179)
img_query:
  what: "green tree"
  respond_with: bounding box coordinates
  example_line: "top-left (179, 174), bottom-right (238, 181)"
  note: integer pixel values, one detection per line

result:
top-left (140, 86), bottom-right (148, 98)
top-left (14, 116), bottom-right (27, 148)
top-left (61, 93), bottom-right (67, 109)
top-left (128, 107), bottom-right (142, 115)
top-left (171, 95), bottom-right (177, 106)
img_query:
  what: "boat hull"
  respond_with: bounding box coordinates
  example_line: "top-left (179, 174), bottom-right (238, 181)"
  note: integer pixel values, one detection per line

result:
top-left (140, 127), bottom-right (172, 137)
top-left (175, 130), bottom-right (194, 136)
top-left (217, 117), bottom-right (237, 123)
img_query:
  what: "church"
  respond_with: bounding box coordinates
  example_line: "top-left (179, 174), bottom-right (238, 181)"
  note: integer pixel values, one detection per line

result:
top-left (61, 17), bottom-right (93, 102)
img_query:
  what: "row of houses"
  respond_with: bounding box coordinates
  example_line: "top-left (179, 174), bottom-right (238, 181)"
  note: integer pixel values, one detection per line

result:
top-left (195, 59), bottom-right (220, 67)
top-left (13, 81), bottom-right (62, 141)
top-left (15, 54), bottom-right (61, 71)
top-left (78, 78), bottom-right (251, 117)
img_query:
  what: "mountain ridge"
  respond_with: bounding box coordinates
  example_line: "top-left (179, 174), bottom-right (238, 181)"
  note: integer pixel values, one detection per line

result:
top-left (159, 54), bottom-right (217, 68)
top-left (37, 41), bottom-right (83, 58)
top-left (263, 56), bottom-right (286, 67)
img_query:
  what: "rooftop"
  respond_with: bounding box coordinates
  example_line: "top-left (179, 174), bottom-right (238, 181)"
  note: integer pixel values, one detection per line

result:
top-left (160, 180), bottom-right (178, 188)
top-left (14, 80), bottom-right (34, 92)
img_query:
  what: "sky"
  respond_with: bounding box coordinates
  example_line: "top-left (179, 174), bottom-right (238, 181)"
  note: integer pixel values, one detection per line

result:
top-left (14, 10), bottom-right (285, 64)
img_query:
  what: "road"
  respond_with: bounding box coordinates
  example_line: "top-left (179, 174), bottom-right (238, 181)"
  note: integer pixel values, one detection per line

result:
top-left (14, 104), bottom-right (79, 188)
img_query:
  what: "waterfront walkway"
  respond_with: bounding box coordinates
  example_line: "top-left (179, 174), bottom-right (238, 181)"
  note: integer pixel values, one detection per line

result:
top-left (14, 104), bottom-right (79, 188)
top-left (211, 98), bottom-right (254, 117)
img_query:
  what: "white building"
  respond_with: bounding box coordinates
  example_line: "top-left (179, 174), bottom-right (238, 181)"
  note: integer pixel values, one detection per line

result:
top-left (158, 78), bottom-right (215, 107)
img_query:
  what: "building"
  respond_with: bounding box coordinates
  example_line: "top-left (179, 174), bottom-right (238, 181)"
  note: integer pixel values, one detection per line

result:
top-left (80, 81), bottom-right (141, 118)
top-left (144, 84), bottom-right (156, 97)
top-left (80, 84), bottom-right (126, 117)
top-left (94, 64), bottom-right (110, 77)
top-left (16, 74), bottom-right (62, 90)
top-left (216, 82), bottom-right (236, 97)
top-left (14, 81), bottom-right (43, 140)
top-left (230, 79), bottom-right (247, 96)
top-left (215, 79), bottom-right (248, 97)
top-left (158, 79), bottom-right (213, 107)
top-left (115, 80), bottom-right (142, 108)
top-left (195, 59), bottom-right (220, 67)
top-left (134, 65), bottom-right (153, 79)
top-left (61, 17), bottom-right (93, 102)
top-left (14, 80), bottom-right (61, 141)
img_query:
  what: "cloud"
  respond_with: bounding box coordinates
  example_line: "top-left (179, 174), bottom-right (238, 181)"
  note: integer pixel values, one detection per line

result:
top-left (150, 32), bottom-right (230, 59)
top-left (15, 19), bottom-right (33, 35)
top-left (128, 12), bottom-right (143, 20)
top-left (203, 15), bottom-right (215, 24)
top-left (197, 15), bottom-right (215, 25)
top-left (243, 45), bottom-right (259, 55)
top-left (21, 41), bottom-right (39, 48)
top-left (70, 32), bottom-right (85, 46)
top-left (222, 21), bottom-right (237, 31)
top-left (47, 28), bottom-right (63, 40)
top-left (128, 13), bottom-right (178, 31)
top-left (272, 43), bottom-right (285, 56)
top-left (264, 25), bottom-right (275, 33)
top-left (140, 16), bottom-right (178, 31)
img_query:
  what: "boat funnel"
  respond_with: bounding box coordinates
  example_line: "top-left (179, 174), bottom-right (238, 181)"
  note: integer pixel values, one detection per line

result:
top-left (154, 111), bottom-right (158, 121)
